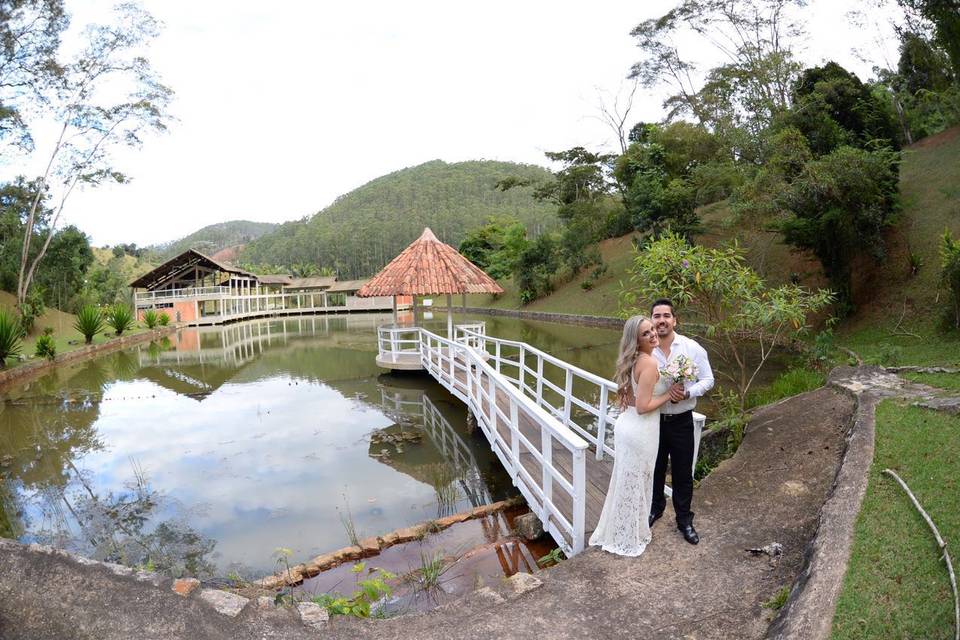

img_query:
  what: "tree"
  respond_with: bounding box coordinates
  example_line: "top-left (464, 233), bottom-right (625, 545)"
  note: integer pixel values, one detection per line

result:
top-left (620, 233), bottom-right (833, 411)
top-left (15, 3), bottom-right (172, 310)
top-left (896, 0), bottom-right (960, 77)
top-left (0, 0), bottom-right (68, 150)
top-left (779, 145), bottom-right (901, 310)
top-left (630, 0), bottom-right (804, 154)
top-left (940, 229), bottom-right (960, 330)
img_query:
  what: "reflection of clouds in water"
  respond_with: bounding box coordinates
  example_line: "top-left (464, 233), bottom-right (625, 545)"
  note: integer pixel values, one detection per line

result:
top-left (69, 374), bottom-right (464, 573)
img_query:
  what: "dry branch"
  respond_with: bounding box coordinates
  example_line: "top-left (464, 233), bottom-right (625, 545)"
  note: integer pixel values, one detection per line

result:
top-left (883, 468), bottom-right (959, 640)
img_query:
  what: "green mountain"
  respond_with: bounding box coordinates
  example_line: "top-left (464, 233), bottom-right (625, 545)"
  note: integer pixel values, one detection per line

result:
top-left (239, 160), bottom-right (557, 278)
top-left (149, 220), bottom-right (279, 260)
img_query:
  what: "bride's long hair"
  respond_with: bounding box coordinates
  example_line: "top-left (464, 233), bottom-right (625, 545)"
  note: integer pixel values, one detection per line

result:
top-left (614, 315), bottom-right (649, 408)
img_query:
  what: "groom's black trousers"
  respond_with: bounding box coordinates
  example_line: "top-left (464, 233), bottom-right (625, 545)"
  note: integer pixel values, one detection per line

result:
top-left (652, 410), bottom-right (695, 527)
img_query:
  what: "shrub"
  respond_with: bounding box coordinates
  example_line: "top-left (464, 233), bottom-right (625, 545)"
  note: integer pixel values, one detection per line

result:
top-left (34, 334), bottom-right (56, 360)
top-left (74, 306), bottom-right (104, 344)
top-left (142, 309), bottom-right (158, 329)
top-left (0, 308), bottom-right (22, 368)
top-left (580, 280), bottom-right (594, 291)
top-left (940, 229), bottom-right (960, 330)
top-left (42, 326), bottom-right (54, 336)
top-left (106, 304), bottom-right (134, 336)
top-left (157, 312), bottom-right (170, 326)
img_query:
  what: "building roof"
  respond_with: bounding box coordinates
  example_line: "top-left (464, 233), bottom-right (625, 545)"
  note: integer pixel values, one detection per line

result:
top-left (256, 274), bottom-right (293, 285)
top-left (356, 228), bottom-right (503, 297)
top-left (326, 279), bottom-right (369, 293)
top-left (129, 249), bottom-right (257, 290)
top-left (286, 276), bottom-right (337, 290)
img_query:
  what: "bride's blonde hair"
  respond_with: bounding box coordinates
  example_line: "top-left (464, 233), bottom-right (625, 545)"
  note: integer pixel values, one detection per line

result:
top-left (614, 315), bottom-right (650, 408)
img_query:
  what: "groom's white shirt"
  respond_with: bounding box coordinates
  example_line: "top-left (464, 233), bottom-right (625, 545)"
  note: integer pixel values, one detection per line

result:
top-left (653, 332), bottom-right (714, 415)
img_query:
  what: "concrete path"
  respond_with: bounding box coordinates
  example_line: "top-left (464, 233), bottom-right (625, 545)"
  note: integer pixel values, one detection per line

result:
top-left (8, 366), bottom-right (955, 639)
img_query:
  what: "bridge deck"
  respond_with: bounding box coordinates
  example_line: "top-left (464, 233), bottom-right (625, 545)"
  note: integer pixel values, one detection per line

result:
top-left (450, 359), bottom-right (613, 540)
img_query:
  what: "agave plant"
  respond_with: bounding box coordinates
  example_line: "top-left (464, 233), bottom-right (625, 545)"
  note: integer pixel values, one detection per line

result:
top-left (157, 312), bottom-right (170, 326)
top-left (106, 304), bottom-right (134, 336)
top-left (0, 308), bottom-right (22, 368)
top-left (74, 305), bottom-right (104, 344)
top-left (34, 333), bottom-right (56, 360)
top-left (142, 309), bottom-right (158, 329)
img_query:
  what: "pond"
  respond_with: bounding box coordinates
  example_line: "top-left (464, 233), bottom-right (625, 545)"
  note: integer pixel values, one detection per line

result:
top-left (0, 311), bottom-right (789, 580)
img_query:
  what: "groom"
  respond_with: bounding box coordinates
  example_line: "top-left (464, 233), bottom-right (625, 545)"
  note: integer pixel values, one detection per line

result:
top-left (648, 299), bottom-right (714, 545)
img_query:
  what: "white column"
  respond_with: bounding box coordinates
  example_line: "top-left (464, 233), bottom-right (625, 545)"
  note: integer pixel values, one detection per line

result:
top-left (447, 293), bottom-right (453, 339)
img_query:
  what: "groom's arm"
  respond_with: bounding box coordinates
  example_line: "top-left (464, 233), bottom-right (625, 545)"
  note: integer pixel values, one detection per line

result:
top-left (686, 342), bottom-right (715, 399)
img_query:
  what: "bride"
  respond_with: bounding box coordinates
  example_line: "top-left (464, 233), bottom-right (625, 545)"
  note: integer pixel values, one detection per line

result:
top-left (588, 315), bottom-right (673, 556)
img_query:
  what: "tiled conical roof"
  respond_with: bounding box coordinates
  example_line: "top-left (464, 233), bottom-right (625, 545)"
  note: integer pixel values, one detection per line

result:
top-left (356, 228), bottom-right (504, 297)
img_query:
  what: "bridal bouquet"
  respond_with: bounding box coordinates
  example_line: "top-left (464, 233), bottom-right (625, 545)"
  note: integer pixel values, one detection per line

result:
top-left (660, 355), bottom-right (698, 402)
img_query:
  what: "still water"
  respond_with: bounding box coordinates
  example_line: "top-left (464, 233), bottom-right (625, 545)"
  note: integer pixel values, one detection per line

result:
top-left (0, 312), bottom-right (784, 579)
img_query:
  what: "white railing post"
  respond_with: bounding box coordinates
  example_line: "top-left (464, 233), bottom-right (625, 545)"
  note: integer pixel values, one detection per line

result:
top-left (571, 448), bottom-right (586, 554)
top-left (519, 347), bottom-right (525, 392)
top-left (390, 329), bottom-right (397, 363)
top-left (562, 369), bottom-right (573, 427)
top-left (509, 398), bottom-right (520, 485)
top-left (596, 385), bottom-right (609, 460)
top-left (541, 427), bottom-right (553, 531)
top-left (495, 341), bottom-right (501, 374)
top-left (536, 356), bottom-right (544, 406)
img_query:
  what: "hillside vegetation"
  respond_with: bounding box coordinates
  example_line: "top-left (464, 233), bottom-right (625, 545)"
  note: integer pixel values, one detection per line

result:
top-left (470, 127), bottom-right (960, 366)
top-left (240, 160), bottom-right (557, 278)
top-left (149, 220), bottom-right (278, 260)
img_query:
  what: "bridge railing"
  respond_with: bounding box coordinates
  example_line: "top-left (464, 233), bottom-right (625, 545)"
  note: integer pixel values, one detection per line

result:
top-left (376, 325), bottom-right (422, 363)
top-left (417, 327), bottom-right (589, 555)
top-left (456, 327), bottom-right (618, 461)
top-left (456, 327), bottom-right (707, 466)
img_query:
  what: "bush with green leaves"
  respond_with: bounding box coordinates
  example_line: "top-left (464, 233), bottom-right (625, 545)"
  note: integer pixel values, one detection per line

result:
top-left (620, 233), bottom-right (834, 411)
top-left (0, 308), bottom-right (22, 368)
top-left (142, 309), bottom-right (158, 329)
top-left (940, 229), bottom-right (960, 330)
top-left (157, 312), bottom-right (170, 326)
top-left (74, 305), bottom-right (104, 344)
top-left (106, 304), bottom-right (134, 336)
top-left (312, 562), bottom-right (395, 618)
top-left (34, 333), bottom-right (56, 360)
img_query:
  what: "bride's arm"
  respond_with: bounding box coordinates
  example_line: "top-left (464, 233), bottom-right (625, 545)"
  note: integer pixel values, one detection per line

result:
top-left (634, 358), bottom-right (672, 414)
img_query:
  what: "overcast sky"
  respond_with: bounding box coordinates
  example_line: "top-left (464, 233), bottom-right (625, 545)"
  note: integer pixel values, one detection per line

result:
top-left (4, 0), bottom-right (901, 247)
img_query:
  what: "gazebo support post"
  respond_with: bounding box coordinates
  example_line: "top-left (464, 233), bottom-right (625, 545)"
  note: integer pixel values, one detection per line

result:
top-left (446, 293), bottom-right (453, 339)
top-left (392, 295), bottom-right (398, 325)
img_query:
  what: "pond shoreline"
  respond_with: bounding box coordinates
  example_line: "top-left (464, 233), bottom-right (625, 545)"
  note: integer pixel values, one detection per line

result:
top-left (460, 306), bottom-right (623, 328)
top-left (0, 325), bottom-right (178, 393)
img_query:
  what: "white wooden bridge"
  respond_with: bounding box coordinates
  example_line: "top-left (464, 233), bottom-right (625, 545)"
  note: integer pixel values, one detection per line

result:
top-left (376, 322), bottom-right (705, 556)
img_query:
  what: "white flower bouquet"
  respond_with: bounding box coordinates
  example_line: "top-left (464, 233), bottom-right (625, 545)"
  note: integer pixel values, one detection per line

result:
top-left (660, 355), bottom-right (698, 402)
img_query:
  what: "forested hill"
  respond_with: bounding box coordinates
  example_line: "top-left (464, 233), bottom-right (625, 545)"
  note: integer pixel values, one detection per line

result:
top-left (239, 160), bottom-right (557, 278)
top-left (149, 220), bottom-right (279, 260)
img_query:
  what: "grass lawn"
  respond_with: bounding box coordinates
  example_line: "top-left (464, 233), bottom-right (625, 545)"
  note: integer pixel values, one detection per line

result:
top-left (839, 326), bottom-right (960, 368)
top-left (4, 324), bottom-right (155, 370)
top-left (832, 401), bottom-right (960, 639)
top-left (902, 371), bottom-right (960, 391)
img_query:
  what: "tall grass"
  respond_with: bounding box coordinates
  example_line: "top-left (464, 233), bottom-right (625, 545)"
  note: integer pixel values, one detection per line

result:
top-left (747, 368), bottom-right (825, 408)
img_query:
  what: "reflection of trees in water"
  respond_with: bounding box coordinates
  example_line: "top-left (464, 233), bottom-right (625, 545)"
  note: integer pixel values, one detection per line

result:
top-left (32, 459), bottom-right (217, 578)
top-left (2, 377), bottom-right (217, 578)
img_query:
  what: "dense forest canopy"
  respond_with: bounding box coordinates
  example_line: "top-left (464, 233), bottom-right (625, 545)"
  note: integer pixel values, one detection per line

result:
top-left (239, 160), bottom-right (557, 279)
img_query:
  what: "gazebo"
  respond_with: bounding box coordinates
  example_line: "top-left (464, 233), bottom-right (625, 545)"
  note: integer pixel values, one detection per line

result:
top-left (356, 227), bottom-right (503, 339)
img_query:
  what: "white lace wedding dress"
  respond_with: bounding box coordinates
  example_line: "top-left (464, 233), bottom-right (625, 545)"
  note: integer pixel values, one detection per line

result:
top-left (588, 372), bottom-right (667, 556)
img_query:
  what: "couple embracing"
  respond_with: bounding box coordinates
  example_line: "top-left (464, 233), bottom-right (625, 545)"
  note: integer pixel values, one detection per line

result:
top-left (589, 299), bottom-right (714, 557)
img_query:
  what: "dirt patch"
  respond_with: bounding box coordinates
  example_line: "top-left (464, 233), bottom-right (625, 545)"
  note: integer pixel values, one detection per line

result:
top-left (908, 125), bottom-right (960, 150)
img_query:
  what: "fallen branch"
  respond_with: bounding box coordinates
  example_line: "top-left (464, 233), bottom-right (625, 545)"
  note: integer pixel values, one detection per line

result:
top-left (883, 468), bottom-right (959, 640)
top-left (838, 347), bottom-right (863, 365)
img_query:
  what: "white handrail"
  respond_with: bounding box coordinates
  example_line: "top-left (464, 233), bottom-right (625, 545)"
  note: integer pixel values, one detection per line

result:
top-left (416, 326), bottom-right (588, 554)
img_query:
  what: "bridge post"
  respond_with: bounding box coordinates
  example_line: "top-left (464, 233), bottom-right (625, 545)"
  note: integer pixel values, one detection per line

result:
top-left (541, 428), bottom-right (553, 533)
top-left (509, 399), bottom-right (520, 485)
top-left (571, 448), bottom-right (586, 554)
top-left (562, 370), bottom-right (573, 428)
top-left (596, 385), bottom-right (609, 460)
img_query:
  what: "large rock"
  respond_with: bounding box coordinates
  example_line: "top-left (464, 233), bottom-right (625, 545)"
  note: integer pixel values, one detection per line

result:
top-left (199, 589), bottom-right (249, 617)
top-left (513, 512), bottom-right (544, 541)
top-left (297, 602), bottom-right (329, 630)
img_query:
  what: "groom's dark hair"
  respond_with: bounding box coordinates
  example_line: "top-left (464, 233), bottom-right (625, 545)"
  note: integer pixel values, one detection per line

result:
top-left (651, 298), bottom-right (675, 315)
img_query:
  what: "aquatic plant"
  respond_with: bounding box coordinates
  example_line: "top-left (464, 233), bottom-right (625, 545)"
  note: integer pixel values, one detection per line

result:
top-left (34, 333), bottom-right (56, 360)
top-left (0, 308), bottom-right (22, 367)
top-left (536, 547), bottom-right (566, 568)
top-left (272, 547), bottom-right (294, 584)
top-left (106, 304), bottom-right (134, 336)
top-left (142, 309), bottom-right (158, 329)
top-left (313, 562), bottom-right (396, 618)
top-left (338, 494), bottom-right (360, 546)
top-left (413, 551), bottom-right (453, 590)
top-left (74, 305), bottom-right (104, 344)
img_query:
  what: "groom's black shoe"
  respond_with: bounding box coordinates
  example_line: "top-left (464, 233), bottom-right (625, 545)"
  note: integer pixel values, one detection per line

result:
top-left (679, 524), bottom-right (700, 545)
top-left (648, 511), bottom-right (663, 528)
